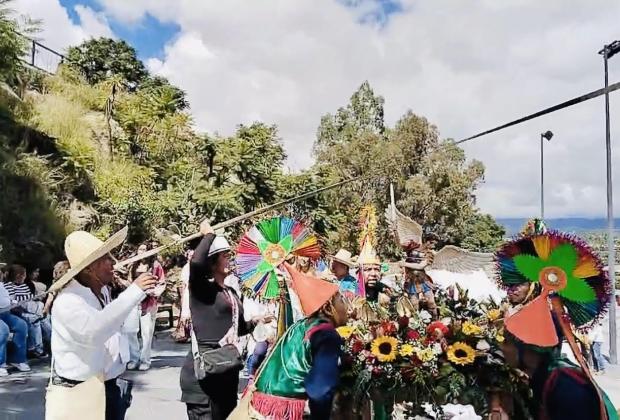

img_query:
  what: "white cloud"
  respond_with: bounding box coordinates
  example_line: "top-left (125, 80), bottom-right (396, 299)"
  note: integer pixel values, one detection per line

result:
top-left (17, 0), bottom-right (620, 217)
top-left (74, 5), bottom-right (114, 39)
top-left (12, 0), bottom-right (113, 53)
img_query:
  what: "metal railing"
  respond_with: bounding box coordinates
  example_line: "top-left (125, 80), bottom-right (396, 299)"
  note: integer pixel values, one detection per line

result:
top-left (20, 35), bottom-right (65, 74)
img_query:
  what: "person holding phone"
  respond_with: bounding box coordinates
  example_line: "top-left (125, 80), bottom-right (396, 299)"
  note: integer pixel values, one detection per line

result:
top-left (47, 227), bottom-right (158, 420)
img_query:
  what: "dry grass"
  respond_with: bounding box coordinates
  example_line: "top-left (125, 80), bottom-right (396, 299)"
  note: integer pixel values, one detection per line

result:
top-left (30, 93), bottom-right (97, 172)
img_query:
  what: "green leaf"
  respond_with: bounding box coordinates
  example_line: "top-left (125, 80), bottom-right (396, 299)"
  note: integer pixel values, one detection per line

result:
top-left (512, 255), bottom-right (547, 282)
top-left (558, 276), bottom-right (596, 303)
top-left (278, 234), bottom-right (293, 253)
top-left (547, 243), bottom-right (578, 273)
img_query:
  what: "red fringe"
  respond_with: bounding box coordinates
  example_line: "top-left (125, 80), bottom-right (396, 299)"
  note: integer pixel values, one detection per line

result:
top-left (251, 391), bottom-right (306, 420)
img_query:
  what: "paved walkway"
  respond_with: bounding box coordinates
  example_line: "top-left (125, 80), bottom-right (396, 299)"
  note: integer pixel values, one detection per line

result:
top-left (0, 332), bottom-right (619, 419)
top-left (0, 330), bottom-right (190, 420)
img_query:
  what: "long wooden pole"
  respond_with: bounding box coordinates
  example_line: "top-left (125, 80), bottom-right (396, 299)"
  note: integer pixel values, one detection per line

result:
top-left (114, 177), bottom-right (358, 269)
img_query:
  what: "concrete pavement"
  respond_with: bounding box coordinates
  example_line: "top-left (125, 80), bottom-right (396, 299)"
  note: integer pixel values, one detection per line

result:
top-left (1, 330), bottom-right (619, 419)
top-left (0, 330), bottom-right (190, 420)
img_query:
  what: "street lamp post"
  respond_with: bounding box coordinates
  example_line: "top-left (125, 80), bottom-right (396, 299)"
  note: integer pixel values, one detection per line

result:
top-left (540, 130), bottom-right (553, 220)
top-left (599, 40), bottom-right (620, 365)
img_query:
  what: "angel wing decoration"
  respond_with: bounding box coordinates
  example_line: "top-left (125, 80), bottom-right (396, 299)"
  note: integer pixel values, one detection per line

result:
top-left (385, 203), bottom-right (423, 250)
top-left (430, 245), bottom-right (495, 276)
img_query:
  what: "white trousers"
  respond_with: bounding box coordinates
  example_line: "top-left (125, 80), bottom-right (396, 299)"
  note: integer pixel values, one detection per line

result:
top-left (139, 308), bottom-right (157, 365)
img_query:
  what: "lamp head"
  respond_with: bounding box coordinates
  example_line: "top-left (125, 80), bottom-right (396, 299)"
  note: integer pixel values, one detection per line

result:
top-left (599, 40), bottom-right (620, 59)
top-left (542, 130), bottom-right (553, 141)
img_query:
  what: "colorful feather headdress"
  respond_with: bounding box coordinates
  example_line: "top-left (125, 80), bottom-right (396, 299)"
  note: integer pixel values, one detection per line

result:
top-left (236, 216), bottom-right (321, 300)
top-left (496, 230), bottom-right (611, 347)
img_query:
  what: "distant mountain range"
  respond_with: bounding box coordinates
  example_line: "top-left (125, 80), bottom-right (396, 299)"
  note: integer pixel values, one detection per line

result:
top-left (497, 218), bottom-right (620, 236)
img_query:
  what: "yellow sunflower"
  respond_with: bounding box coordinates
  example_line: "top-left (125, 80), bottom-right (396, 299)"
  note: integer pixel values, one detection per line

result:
top-left (371, 336), bottom-right (399, 362)
top-left (495, 332), bottom-right (505, 343)
top-left (400, 343), bottom-right (415, 357)
top-left (486, 309), bottom-right (501, 322)
top-left (461, 321), bottom-right (483, 336)
top-left (447, 342), bottom-right (476, 366)
top-left (337, 326), bottom-right (355, 339)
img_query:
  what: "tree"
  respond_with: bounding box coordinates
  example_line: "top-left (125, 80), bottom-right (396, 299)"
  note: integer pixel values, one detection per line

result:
top-left (140, 76), bottom-right (189, 112)
top-left (66, 38), bottom-right (147, 87)
top-left (458, 213), bottom-right (506, 252)
top-left (0, 0), bottom-right (38, 106)
top-left (312, 82), bottom-right (504, 256)
top-left (315, 80), bottom-right (385, 160)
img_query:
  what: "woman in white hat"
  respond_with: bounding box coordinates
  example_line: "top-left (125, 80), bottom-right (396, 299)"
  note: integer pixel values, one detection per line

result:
top-left (46, 227), bottom-right (158, 420)
top-left (180, 219), bottom-right (270, 420)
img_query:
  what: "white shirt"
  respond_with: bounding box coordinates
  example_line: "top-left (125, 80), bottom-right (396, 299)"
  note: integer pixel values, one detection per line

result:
top-left (0, 283), bottom-right (10, 312)
top-left (180, 263), bottom-right (191, 319)
top-left (51, 280), bottom-right (145, 381)
top-left (243, 297), bottom-right (278, 343)
top-left (224, 274), bottom-right (241, 295)
top-left (589, 323), bottom-right (605, 343)
top-left (243, 297), bottom-right (275, 321)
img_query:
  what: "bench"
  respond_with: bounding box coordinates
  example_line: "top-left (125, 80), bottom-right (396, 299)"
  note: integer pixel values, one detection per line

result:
top-left (156, 304), bottom-right (174, 329)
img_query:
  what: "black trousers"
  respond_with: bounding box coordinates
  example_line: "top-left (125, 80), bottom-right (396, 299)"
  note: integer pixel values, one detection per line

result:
top-left (105, 378), bottom-right (129, 420)
top-left (185, 371), bottom-right (239, 420)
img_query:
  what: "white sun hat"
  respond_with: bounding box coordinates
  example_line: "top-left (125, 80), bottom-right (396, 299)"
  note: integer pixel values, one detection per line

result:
top-left (208, 236), bottom-right (231, 257)
top-left (49, 227), bottom-right (129, 293)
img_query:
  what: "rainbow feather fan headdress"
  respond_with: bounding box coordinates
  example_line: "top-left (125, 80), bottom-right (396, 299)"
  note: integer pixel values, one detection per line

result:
top-left (236, 216), bottom-right (321, 300)
top-left (496, 230), bottom-right (611, 347)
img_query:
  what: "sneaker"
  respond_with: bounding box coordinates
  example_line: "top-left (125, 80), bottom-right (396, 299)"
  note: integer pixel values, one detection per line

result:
top-left (28, 350), bottom-right (48, 359)
top-left (0, 368), bottom-right (8, 377)
top-left (126, 362), bottom-right (138, 370)
top-left (138, 363), bottom-right (150, 371)
top-left (10, 363), bottom-right (31, 372)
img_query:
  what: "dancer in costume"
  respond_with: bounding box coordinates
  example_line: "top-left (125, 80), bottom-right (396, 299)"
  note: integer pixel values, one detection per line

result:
top-left (359, 253), bottom-right (390, 304)
top-left (401, 252), bottom-right (438, 318)
top-left (385, 201), bottom-right (494, 319)
top-left (496, 228), bottom-right (618, 420)
top-left (245, 263), bottom-right (348, 420)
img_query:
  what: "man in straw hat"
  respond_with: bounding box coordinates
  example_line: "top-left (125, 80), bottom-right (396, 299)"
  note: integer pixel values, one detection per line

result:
top-left (46, 227), bottom-right (157, 420)
top-left (330, 249), bottom-right (358, 299)
top-left (238, 263), bottom-right (348, 420)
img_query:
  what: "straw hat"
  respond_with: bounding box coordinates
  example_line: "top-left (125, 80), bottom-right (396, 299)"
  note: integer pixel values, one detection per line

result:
top-left (49, 227), bottom-right (129, 293)
top-left (284, 263), bottom-right (339, 316)
top-left (331, 249), bottom-right (356, 268)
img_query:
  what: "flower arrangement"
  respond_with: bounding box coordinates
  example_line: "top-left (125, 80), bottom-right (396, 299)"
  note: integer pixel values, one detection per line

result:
top-left (338, 285), bottom-right (533, 418)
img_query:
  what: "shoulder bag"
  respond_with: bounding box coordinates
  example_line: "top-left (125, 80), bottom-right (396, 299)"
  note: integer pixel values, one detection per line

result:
top-left (191, 288), bottom-right (243, 379)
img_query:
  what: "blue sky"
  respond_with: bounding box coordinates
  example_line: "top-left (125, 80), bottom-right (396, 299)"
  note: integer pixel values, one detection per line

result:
top-left (58, 0), bottom-right (180, 59)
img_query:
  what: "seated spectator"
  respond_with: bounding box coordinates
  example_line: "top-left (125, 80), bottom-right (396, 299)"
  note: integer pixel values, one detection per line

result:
top-left (0, 281), bottom-right (30, 376)
top-left (42, 261), bottom-right (71, 316)
top-left (5, 265), bottom-right (50, 358)
top-left (29, 268), bottom-right (48, 295)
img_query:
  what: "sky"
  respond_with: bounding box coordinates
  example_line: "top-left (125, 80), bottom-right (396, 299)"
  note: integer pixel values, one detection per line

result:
top-left (10, 0), bottom-right (620, 219)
